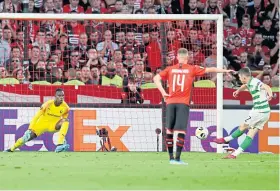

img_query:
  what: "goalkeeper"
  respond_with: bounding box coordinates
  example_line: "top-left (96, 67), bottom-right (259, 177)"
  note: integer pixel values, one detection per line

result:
top-left (5, 88), bottom-right (70, 153)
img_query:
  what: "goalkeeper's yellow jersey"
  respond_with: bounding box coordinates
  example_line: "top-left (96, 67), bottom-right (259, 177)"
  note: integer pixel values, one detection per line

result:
top-left (29, 100), bottom-right (70, 129)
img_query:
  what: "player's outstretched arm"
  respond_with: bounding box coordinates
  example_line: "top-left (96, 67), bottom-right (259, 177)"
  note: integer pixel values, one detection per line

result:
top-left (153, 74), bottom-right (169, 98)
top-left (233, 84), bottom-right (247, 98)
top-left (205, 67), bottom-right (234, 73)
top-left (261, 84), bottom-right (273, 101)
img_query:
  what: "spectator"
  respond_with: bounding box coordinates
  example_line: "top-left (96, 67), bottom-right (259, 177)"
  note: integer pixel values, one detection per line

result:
top-left (31, 68), bottom-right (51, 85)
top-left (28, 46), bottom-right (40, 81)
top-left (44, 0), bottom-right (55, 12)
top-left (237, 14), bottom-right (255, 48)
top-left (7, 58), bottom-right (22, 73)
top-left (96, 30), bottom-right (119, 62)
top-left (53, 0), bottom-right (63, 13)
top-left (115, 31), bottom-right (126, 48)
top-left (63, 0), bottom-right (84, 13)
top-left (47, 67), bottom-right (63, 84)
top-left (204, 0), bottom-right (225, 15)
top-left (91, 67), bottom-right (101, 85)
top-left (13, 68), bottom-right (27, 84)
top-left (33, 29), bottom-right (50, 54)
top-left (261, 73), bottom-right (272, 86)
top-left (80, 66), bottom-right (94, 84)
top-left (3, 26), bottom-right (13, 44)
top-left (270, 31), bottom-right (279, 65)
top-left (223, 0), bottom-right (245, 28)
top-left (64, 68), bottom-right (85, 85)
top-left (0, 66), bottom-right (19, 84)
top-left (271, 75), bottom-right (279, 92)
top-left (258, 17), bottom-right (278, 49)
top-left (0, 27), bottom-right (10, 67)
top-left (185, 0), bottom-right (203, 14)
top-left (192, 40), bottom-right (205, 66)
top-left (230, 34), bottom-right (246, 58)
top-left (63, 18), bottom-right (86, 48)
top-left (0, 0), bottom-right (17, 13)
top-left (86, 48), bottom-right (105, 67)
top-left (74, 33), bottom-right (89, 60)
top-left (265, 0), bottom-right (279, 26)
top-left (256, 63), bottom-right (278, 79)
top-left (123, 49), bottom-right (135, 72)
top-left (120, 68), bottom-right (128, 79)
top-left (247, 33), bottom-right (270, 69)
top-left (64, 50), bottom-right (81, 71)
top-left (140, 72), bottom-right (156, 89)
top-left (223, 72), bottom-right (238, 88)
top-left (100, 64), bottom-right (108, 76)
top-left (101, 61), bottom-right (123, 87)
top-left (223, 16), bottom-right (237, 42)
top-left (122, 75), bottom-right (144, 104)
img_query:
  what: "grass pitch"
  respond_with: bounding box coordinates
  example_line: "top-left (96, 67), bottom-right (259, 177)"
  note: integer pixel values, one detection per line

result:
top-left (0, 152), bottom-right (278, 190)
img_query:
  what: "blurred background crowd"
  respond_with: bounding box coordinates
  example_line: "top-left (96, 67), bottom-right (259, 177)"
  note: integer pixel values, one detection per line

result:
top-left (0, 0), bottom-right (279, 103)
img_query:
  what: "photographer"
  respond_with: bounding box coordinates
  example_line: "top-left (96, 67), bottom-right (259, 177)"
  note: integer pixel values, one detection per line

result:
top-left (122, 75), bottom-right (144, 104)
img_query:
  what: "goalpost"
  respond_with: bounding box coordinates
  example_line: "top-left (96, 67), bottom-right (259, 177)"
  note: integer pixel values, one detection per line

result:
top-left (0, 13), bottom-right (223, 153)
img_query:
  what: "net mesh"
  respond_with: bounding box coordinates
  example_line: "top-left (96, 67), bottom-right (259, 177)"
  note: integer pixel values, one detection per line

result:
top-left (0, 17), bottom-right (218, 152)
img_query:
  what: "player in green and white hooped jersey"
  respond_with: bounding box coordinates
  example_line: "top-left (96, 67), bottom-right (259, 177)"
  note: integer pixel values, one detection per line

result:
top-left (214, 67), bottom-right (273, 159)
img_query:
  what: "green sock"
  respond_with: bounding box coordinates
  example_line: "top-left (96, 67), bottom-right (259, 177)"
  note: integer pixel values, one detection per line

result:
top-left (231, 129), bottom-right (244, 138)
top-left (240, 136), bottom-right (253, 150)
top-left (225, 128), bottom-right (245, 142)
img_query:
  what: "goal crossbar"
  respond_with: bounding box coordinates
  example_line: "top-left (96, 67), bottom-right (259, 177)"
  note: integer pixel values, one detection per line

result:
top-left (0, 13), bottom-right (223, 21)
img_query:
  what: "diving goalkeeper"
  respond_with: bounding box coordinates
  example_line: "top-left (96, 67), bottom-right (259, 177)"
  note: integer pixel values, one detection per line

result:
top-left (5, 88), bottom-right (70, 153)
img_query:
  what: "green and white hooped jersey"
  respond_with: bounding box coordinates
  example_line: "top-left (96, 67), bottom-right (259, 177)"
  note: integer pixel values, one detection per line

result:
top-left (247, 77), bottom-right (270, 113)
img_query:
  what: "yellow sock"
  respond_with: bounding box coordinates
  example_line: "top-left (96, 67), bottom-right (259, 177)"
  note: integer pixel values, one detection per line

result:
top-left (11, 138), bottom-right (24, 151)
top-left (57, 121), bottom-right (69, 145)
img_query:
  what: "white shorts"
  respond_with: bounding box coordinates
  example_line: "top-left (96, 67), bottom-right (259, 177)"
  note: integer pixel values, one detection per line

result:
top-left (244, 110), bottom-right (270, 130)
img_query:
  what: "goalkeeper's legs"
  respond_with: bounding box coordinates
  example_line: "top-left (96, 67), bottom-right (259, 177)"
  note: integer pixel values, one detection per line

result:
top-left (55, 119), bottom-right (70, 153)
top-left (5, 130), bottom-right (37, 152)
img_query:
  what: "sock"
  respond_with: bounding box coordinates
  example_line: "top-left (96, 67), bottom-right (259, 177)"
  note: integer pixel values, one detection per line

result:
top-left (11, 138), bottom-right (24, 151)
top-left (224, 129), bottom-right (244, 142)
top-left (175, 133), bottom-right (185, 161)
top-left (166, 134), bottom-right (174, 160)
top-left (232, 136), bottom-right (253, 156)
top-left (57, 121), bottom-right (69, 145)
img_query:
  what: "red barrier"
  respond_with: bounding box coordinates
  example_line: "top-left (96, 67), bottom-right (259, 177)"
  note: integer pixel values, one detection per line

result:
top-left (0, 85), bottom-right (279, 105)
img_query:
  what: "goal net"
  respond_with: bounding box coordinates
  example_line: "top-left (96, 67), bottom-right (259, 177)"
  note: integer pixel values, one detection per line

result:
top-left (0, 13), bottom-right (223, 153)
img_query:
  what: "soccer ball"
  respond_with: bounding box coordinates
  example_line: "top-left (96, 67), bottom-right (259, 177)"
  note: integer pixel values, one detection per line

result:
top-left (195, 127), bottom-right (209, 140)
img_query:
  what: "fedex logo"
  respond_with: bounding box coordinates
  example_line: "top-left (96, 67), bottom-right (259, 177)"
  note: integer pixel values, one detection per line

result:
top-left (73, 110), bottom-right (131, 151)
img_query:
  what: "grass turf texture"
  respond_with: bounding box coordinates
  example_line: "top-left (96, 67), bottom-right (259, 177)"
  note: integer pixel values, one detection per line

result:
top-left (0, 152), bottom-right (278, 190)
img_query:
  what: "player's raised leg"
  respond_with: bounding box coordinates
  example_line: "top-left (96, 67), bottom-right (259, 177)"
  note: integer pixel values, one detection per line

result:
top-left (4, 130), bottom-right (37, 152)
top-left (224, 112), bottom-right (270, 159)
top-left (55, 119), bottom-right (70, 153)
top-left (224, 127), bottom-right (258, 159)
top-left (214, 123), bottom-right (248, 144)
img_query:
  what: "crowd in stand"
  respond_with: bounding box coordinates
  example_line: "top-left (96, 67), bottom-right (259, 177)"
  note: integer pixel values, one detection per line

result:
top-left (0, 0), bottom-right (279, 98)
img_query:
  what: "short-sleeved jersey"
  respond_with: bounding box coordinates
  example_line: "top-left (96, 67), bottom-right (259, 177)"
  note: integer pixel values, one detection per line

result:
top-left (159, 64), bottom-right (206, 105)
top-left (39, 100), bottom-right (70, 122)
top-left (246, 77), bottom-right (270, 113)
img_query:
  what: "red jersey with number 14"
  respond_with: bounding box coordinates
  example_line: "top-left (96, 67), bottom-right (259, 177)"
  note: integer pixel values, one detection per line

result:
top-left (159, 64), bottom-right (206, 105)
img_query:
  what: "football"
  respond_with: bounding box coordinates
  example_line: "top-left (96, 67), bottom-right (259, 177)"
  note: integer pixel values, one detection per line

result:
top-left (195, 127), bottom-right (209, 140)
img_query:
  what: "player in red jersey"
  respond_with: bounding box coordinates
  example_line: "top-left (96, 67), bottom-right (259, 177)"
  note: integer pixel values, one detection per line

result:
top-left (153, 48), bottom-right (233, 165)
